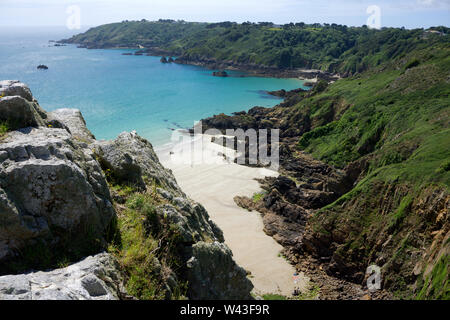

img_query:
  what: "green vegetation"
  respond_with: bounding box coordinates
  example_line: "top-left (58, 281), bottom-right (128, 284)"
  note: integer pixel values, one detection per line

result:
top-left (65, 20), bottom-right (449, 74)
top-left (63, 19), bottom-right (450, 300)
top-left (294, 38), bottom-right (449, 298)
top-left (252, 191), bottom-right (265, 203)
top-left (0, 121), bottom-right (9, 138)
top-left (416, 255), bottom-right (449, 300)
top-left (295, 284), bottom-right (321, 300)
top-left (65, 19), bottom-right (205, 49)
top-left (296, 41), bottom-right (450, 183)
top-left (262, 293), bottom-right (287, 300)
top-left (261, 283), bottom-right (321, 300)
top-left (108, 184), bottom-right (187, 300)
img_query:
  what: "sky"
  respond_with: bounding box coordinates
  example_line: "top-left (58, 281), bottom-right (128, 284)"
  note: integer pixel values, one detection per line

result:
top-left (0, 0), bottom-right (449, 29)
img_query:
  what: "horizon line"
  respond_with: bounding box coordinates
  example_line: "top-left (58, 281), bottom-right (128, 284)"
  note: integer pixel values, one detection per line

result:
top-left (0, 20), bottom-right (449, 30)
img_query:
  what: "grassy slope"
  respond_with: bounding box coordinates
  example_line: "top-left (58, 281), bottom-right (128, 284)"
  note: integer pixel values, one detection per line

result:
top-left (108, 183), bottom-right (187, 300)
top-left (294, 39), bottom-right (449, 299)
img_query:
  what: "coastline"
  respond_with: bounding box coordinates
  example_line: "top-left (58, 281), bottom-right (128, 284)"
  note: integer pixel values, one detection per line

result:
top-left (59, 41), bottom-right (340, 81)
top-left (172, 57), bottom-right (340, 81)
top-left (156, 134), bottom-right (310, 297)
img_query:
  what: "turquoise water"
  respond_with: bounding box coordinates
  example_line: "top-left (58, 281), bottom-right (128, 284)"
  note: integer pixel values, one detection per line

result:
top-left (0, 27), bottom-right (306, 146)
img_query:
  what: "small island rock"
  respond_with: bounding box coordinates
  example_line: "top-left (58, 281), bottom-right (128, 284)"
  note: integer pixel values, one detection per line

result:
top-left (213, 70), bottom-right (228, 77)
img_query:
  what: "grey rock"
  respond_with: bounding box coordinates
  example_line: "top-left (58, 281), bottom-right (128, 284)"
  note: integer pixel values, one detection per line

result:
top-left (0, 127), bottom-right (115, 268)
top-left (94, 130), bottom-right (249, 299)
top-left (94, 131), bottom-right (182, 193)
top-left (48, 109), bottom-right (95, 142)
top-left (155, 203), bottom-right (224, 244)
top-left (157, 187), bottom-right (173, 201)
top-left (0, 81), bottom-right (48, 130)
top-left (0, 253), bottom-right (126, 300)
top-left (0, 96), bottom-right (47, 129)
top-left (0, 80), bottom-right (33, 101)
top-left (186, 242), bottom-right (253, 300)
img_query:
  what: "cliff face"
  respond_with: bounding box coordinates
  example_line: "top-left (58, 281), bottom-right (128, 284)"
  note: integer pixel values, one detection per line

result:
top-left (0, 81), bottom-right (253, 300)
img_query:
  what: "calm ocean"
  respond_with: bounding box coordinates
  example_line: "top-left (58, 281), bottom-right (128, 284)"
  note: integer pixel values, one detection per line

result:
top-left (0, 27), bottom-right (306, 146)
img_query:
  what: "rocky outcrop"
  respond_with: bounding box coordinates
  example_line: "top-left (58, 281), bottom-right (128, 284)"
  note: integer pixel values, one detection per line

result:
top-left (300, 184), bottom-right (449, 296)
top-left (213, 70), bottom-right (228, 77)
top-left (0, 80), bottom-right (33, 101)
top-left (0, 253), bottom-right (127, 300)
top-left (0, 81), bottom-right (116, 274)
top-left (234, 151), bottom-right (351, 256)
top-left (0, 127), bottom-right (115, 273)
top-left (48, 108), bottom-right (96, 142)
top-left (186, 242), bottom-right (253, 300)
top-left (267, 88), bottom-right (307, 99)
top-left (0, 81), bottom-right (48, 130)
top-left (160, 56), bottom-right (168, 63)
top-left (94, 131), bottom-right (253, 299)
top-left (94, 132), bottom-right (182, 193)
top-left (174, 54), bottom-right (340, 80)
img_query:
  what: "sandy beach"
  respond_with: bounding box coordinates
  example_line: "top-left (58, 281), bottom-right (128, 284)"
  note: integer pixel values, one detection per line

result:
top-left (157, 134), bottom-right (308, 297)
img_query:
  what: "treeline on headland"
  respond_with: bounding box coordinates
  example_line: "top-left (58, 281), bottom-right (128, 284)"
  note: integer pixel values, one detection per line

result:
top-left (62, 19), bottom-right (449, 76)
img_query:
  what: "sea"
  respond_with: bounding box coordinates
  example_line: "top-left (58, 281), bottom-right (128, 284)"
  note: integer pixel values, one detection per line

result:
top-left (0, 27), bottom-right (306, 146)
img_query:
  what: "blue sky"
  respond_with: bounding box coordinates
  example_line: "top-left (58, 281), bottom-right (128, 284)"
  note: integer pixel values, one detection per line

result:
top-left (0, 0), bottom-right (449, 28)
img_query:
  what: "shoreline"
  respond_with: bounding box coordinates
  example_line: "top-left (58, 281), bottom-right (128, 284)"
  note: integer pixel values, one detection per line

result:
top-left (59, 42), bottom-right (340, 81)
top-left (156, 134), bottom-right (310, 297)
top-left (173, 59), bottom-right (339, 81)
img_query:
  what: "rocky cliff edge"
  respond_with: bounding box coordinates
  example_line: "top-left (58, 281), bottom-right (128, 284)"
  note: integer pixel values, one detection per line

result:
top-left (0, 80), bottom-right (253, 300)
